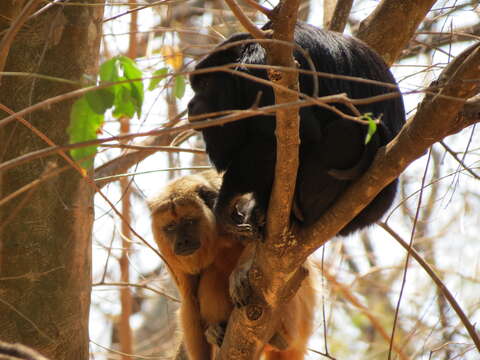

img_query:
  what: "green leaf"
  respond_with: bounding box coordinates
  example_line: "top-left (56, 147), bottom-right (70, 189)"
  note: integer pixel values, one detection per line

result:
top-left (98, 57), bottom-right (122, 107)
top-left (148, 68), bottom-right (168, 91)
top-left (118, 56), bottom-right (144, 116)
top-left (85, 88), bottom-right (115, 114)
top-left (361, 112), bottom-right (378, 144)
top-left (112, 83), bottom-right (136, 118)
top-left (99, 58), bottom-right (120, 83)
top-left (68, 97), bottom-right (104, 169)
top-left (174, 74), bottom-right (186, 99)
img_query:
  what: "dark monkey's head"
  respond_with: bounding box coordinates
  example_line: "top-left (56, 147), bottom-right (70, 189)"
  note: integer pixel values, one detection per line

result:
top-left (186, 22), bottom-right (406, 236)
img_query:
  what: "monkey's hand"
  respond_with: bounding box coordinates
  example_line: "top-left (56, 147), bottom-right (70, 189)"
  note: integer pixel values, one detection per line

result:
top-left (205, 323), bottom-right (226, 347)
top-left (229, 256), bottom-right (254, 307)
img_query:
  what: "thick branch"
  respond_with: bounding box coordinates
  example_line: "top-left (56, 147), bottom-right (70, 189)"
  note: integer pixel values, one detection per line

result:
top-left (218, 0), bottom-right (302, 358)
top-left (264, 2), bottom-right (301, 247)
top-left (324, 0), bottom-right (354, 33)
top-left (301, 41), bottom-right (480, 256)
top-left (356, 0), bottom-right (436, 65)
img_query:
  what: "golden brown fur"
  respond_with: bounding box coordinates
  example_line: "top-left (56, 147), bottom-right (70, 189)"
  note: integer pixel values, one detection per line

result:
top-left (150, 170), bottom-right (316, 360)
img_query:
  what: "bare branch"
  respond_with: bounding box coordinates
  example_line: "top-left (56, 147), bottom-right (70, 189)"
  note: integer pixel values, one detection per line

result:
top-left (322, 266), bottom-right (410, 360)
top-left (356, 0), bottom-right (436, 65)
top-left (401, 24), bottom-right (480, 60)
top-left (324, 0), bottom-right (354, 33)
top-left (94, 132), bottom-right (177, 189)
top-left (223, 0), bottom-right (266, 39)
top-left (440, 140), bottom-right (480, 180)
top-left (218, 0), bottom-right (302, 358)
top-left (243, 0), bottom-right (272, 17)
top-left (3, 88), bottom-right (381, 176)
top-left (302, 42), bottom-right (480, 256)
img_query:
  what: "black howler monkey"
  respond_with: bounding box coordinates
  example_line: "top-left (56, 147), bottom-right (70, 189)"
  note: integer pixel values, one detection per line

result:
top-left (188, 22), bottom-right (406, 236)
top-left (149, 170), bottom-right (316, 360)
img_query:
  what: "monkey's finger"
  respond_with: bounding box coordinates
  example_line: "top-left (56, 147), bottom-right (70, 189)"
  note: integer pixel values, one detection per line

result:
top-left (205, 324), bottom-right (226, 347)
top-left (230, 268), bottom-right (252, 307)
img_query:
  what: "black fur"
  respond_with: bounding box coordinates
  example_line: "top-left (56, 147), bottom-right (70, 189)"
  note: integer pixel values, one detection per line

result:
top-left (188, 22), bottom-right (405, 236)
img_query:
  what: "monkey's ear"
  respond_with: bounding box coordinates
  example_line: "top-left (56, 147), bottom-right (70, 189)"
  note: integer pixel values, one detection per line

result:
top-left (197, 186), bottom-right (218, 209)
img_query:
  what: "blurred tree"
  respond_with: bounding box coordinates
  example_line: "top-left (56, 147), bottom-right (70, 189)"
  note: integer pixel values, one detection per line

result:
top-left (0, 1), bottom-right (104, 359)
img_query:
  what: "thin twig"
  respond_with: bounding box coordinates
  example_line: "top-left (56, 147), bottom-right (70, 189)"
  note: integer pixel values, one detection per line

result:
top-left (321, 265), bottom-right (410, 360)
top-left (223, 0), bottom-right (266, 39)
top-left (0, 92), bottom-right (379, 174)
top-left (388, 148), bottom-right (432, 360)
top-left (243, 0), bottom-right (272, 17)
top-left (99, 144), bottom-right (205, 154)
top-left (92, 282), bottom-right (179, 303)
top-left (0, 104), bottom-right (166, 266)
top-left (379, 222), bottom-right (480, 353)
top-left (441, 140), bottom-right (480, 179)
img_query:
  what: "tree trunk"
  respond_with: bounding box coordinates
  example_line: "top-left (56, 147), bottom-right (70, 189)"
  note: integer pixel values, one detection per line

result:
top-left (0, 1), bottom-right (104, 359)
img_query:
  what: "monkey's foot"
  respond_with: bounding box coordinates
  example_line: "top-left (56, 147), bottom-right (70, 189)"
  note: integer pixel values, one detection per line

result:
top-left (217, 210), bottom-right (261, 242)
top-left (205, 323), bottom-right (226, 347)
top-left (214, 195), bottom-right (263, 241)
top-left (229, 263), bottom-right (253, 307)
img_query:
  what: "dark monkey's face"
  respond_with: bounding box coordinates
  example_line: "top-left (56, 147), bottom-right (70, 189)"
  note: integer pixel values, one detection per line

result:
top-left (188, 73), bottom-right (240, 123)
top-left (188, 75), bottom-right (212, 118)
top-left (188, 35), bottom-right (252, 123)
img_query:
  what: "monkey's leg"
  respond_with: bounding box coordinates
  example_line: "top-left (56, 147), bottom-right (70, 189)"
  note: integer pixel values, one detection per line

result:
top-left (215, 141), bottom-right (274, 240)
top-left (228, 242), bottom-right (255, 307)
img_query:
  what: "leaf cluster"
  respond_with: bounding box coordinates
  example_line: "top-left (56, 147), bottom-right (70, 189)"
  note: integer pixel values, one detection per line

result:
top-left (67, 55), bottom-right (186, 169)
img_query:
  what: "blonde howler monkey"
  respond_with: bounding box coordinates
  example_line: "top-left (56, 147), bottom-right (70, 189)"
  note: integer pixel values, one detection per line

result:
top-left (149, 170), bottom-right (316, 360)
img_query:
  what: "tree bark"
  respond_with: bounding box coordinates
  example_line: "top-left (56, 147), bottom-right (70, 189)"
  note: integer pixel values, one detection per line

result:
top-left (356, 0), bottom-right (436, 66)
top-left (0, 1), bottom-right (104, 359)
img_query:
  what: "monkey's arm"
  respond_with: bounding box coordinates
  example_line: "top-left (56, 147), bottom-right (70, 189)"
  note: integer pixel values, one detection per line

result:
top-left (176, 272), bottom-right (212, 360)
top-left (228, 243), bottom-right (290, 351)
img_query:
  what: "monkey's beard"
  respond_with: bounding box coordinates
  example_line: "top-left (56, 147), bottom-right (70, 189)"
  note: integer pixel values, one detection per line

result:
top-left (176, 234), bottom-right (218, 275)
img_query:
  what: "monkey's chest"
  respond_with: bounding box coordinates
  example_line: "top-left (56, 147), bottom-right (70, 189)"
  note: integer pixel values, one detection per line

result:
top-left (197, 267), bottom-right (233, 325)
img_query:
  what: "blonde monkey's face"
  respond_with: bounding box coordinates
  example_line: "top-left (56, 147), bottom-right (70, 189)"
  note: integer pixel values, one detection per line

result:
top-left (150, 171), bottom-right (221, 275)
